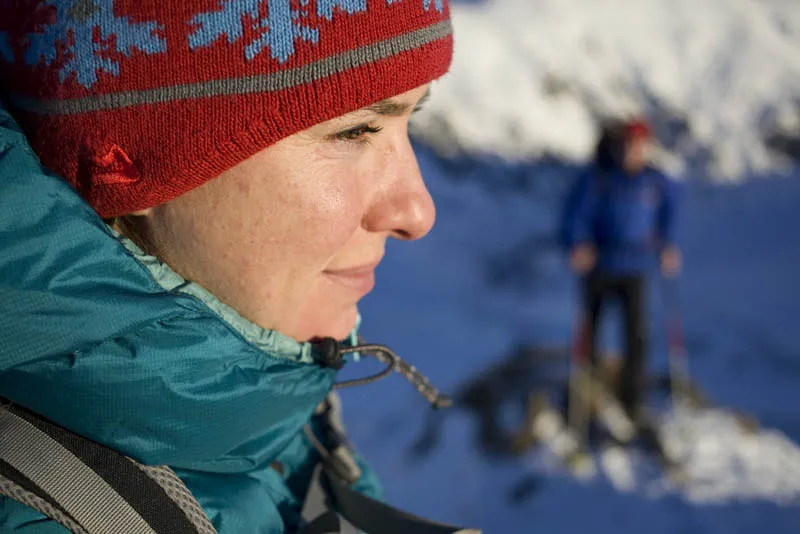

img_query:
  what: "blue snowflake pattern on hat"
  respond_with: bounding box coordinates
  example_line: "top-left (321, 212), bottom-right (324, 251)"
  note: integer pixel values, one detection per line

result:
top-left (190, 0), bottom-right (444, 63)
top-left (189, 0), bottom-right (323, 63)
top-left (23, 0), bottom-right (166, 88)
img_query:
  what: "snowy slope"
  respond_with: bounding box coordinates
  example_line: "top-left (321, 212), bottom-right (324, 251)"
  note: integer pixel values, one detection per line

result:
top-left (413, 0), bottom-right (800, 179)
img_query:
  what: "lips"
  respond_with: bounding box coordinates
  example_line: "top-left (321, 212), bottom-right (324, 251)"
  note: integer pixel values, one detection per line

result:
top-left (323, 262), bottom-right (380, 294)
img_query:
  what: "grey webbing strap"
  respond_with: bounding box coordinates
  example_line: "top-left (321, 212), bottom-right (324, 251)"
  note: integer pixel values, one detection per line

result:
top-left (0, 407), bottom-right (157, 534)
top-left (302, 394), bottom-right (481, 534)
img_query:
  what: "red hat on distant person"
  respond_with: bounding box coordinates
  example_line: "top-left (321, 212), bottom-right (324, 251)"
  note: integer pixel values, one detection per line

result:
top-left (624, 119), bottom-right (653, 141)
top-left (0, 0), bottom-right (453, 218)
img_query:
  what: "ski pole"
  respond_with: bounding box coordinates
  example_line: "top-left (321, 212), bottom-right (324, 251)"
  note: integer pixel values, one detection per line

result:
top-left (663, 277), bottom-right (689, 409)
top-left (568, 311), bottom-right (592, 454)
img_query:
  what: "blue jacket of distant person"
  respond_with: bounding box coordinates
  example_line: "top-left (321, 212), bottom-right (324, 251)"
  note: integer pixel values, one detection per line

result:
top-left (562, 163), bottom-right (680, 275)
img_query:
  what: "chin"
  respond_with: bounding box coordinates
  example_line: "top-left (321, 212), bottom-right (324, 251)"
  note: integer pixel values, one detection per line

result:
top-left (300, 306), bottom-right (358, 342)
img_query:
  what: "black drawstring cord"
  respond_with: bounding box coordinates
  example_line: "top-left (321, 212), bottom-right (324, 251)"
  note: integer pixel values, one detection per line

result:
top-left (314, 338), bottom-right (452, 409)
top-left (333, 344), bottom-right (396, 389)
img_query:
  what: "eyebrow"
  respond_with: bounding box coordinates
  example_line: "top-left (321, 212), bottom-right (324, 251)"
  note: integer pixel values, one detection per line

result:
top-left (365, 87), bottom-right (432, 117)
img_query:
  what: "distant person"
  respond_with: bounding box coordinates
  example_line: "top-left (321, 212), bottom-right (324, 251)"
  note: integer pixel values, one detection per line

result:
top-left (562, 119), bottom-right (681, 423)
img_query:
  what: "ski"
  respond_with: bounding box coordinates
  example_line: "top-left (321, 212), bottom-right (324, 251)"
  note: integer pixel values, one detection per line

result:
top-left (512, 370), bottom-right (689, 484)
top-left (512, 392), bottom-right (596, 480)
top-left (587, 370), bottom-right (688, 485)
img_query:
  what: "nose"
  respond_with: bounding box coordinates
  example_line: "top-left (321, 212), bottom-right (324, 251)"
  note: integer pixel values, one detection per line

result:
top-left (362, 138), bottom-right (436, 241)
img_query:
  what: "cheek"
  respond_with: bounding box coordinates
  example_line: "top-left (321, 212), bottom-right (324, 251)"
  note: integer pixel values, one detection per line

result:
top-left (221, 162), bottom-right (364, 269)
top-left (148, 144), bottom-right (373, 340)
top-left (274, 165), bottom-right (371, 339)
top-left (292, 167), bottom-right (367, 264)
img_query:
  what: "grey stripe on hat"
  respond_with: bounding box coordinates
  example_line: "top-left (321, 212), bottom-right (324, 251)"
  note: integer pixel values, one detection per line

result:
top-left (0, 408), bottom-right (157, 534)
top-left (11, 20), bottom-right (452, 116)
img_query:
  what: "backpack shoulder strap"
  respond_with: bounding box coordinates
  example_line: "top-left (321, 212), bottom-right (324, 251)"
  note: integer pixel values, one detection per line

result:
top-left (323, 467), bottom-right (480, 534)
top-left (0, 401), bottom-right (215, 534)
top-left (300, 394), bottom-right (481, 534)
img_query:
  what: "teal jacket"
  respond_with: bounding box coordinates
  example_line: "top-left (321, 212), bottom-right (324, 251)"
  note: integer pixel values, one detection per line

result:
top-left (0, 108), bottom-right (381, 533)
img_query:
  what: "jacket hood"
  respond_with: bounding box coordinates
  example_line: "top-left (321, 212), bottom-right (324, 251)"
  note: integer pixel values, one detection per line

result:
top-left (0, 108), bottom-right (343, 474)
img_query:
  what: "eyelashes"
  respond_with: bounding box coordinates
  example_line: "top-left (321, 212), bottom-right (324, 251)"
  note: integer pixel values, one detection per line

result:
top-left (330, 124), bottom-right (384, 144)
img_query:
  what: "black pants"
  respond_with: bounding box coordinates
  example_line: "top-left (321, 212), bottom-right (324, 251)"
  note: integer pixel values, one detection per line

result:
top-left (583, 274), bottom-right (647, 418)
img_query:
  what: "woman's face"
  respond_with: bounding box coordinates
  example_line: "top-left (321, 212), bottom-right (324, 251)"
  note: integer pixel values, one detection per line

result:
top-left (132, 84), bottom-right (434, 342)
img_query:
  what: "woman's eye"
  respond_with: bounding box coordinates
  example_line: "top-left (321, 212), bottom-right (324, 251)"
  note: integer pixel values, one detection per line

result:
top-left (332, 124), bottom-right (383, 143)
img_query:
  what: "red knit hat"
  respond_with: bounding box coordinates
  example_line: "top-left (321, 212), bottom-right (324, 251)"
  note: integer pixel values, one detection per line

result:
top-left (0, 0), bottom-right (452, 218)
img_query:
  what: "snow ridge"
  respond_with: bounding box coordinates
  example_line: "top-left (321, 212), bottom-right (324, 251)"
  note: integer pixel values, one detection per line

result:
top-left (412, 0), bottom-right (800, 179)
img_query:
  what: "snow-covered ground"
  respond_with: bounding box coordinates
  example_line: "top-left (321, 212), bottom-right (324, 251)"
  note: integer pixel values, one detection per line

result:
top-left (523, 402), bottom-right (800, 505)
top-left (413, 0), bottom-right (800, 179)
top-left (658, 406), bottom-right (800, 504)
